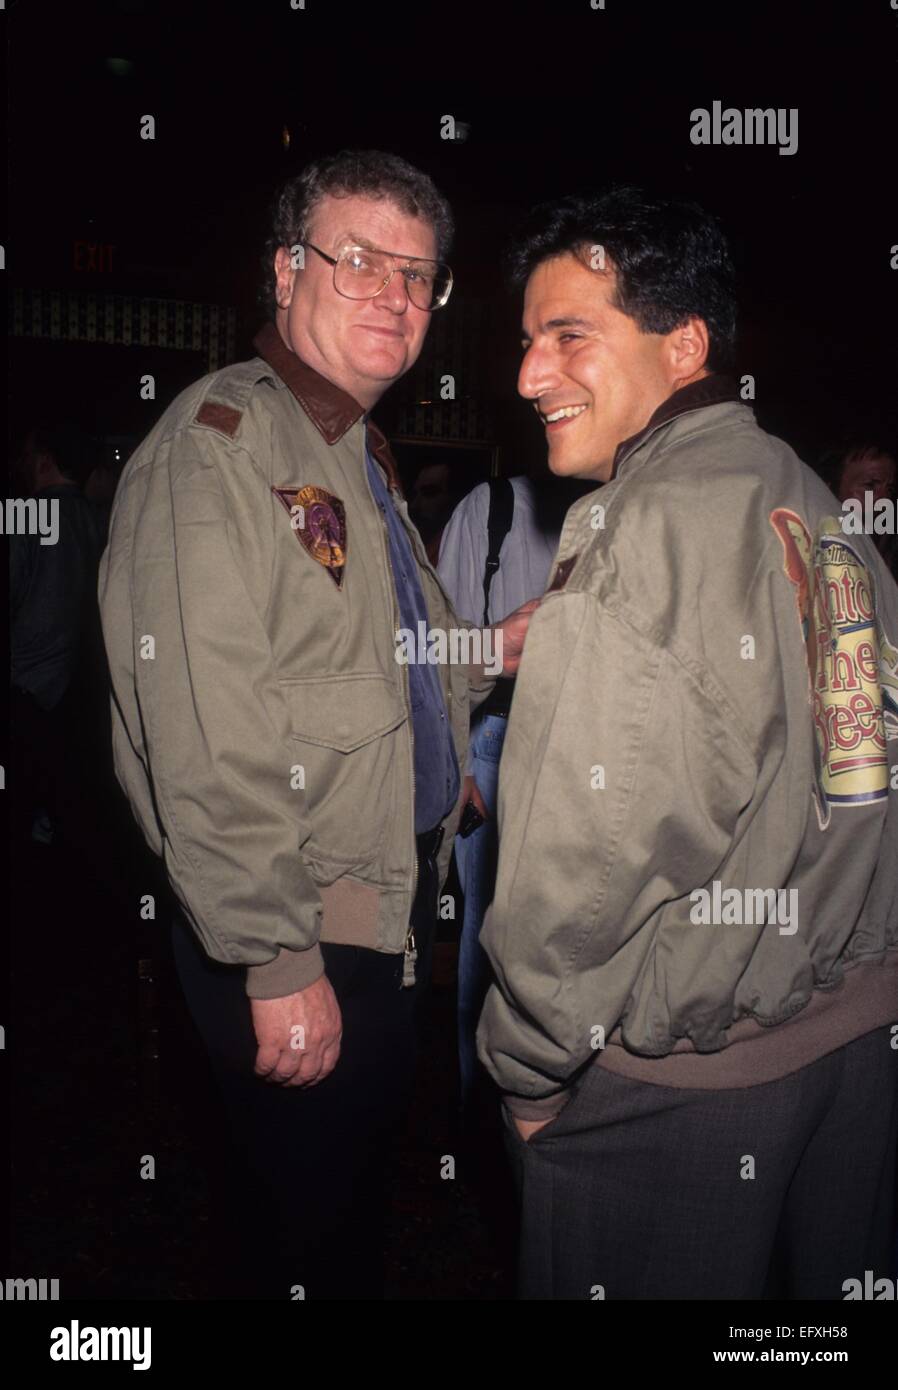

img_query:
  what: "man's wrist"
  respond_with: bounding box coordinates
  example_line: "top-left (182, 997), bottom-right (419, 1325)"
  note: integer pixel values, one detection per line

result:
top-left (245, 942), bottom-right (325, 999)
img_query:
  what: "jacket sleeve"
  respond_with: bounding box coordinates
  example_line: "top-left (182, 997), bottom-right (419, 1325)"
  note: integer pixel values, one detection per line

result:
top-left (476, 588), bottom-right (758, 1110)
top-left (98, 427), bottom-right (325, 999)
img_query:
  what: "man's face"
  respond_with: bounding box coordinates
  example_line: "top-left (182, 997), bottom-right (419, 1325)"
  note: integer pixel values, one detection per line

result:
top-left (839, 450), bottom-right (896, 508)
top-left (410, 462), bottom-right (452, 524)
top-left (274, 193), bottom-right (438, 409)
top-left (518, 252), bottom-right (702, 483)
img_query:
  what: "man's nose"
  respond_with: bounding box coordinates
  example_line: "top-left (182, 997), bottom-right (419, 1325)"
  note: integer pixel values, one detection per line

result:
top-left (377, 268), bottom-right (410, 313)
top-left (518, 344), bottom-right (558, 402)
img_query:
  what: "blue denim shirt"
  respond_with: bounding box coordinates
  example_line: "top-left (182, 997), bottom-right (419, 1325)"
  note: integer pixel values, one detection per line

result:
top-left (366, 445), bottom-right (460, 833)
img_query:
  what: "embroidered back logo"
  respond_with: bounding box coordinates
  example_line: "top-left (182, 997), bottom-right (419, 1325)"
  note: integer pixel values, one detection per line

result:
top-left (273, 484), bottom-right (347, 588)
top-left (771, 508), bottom-right (897, 828)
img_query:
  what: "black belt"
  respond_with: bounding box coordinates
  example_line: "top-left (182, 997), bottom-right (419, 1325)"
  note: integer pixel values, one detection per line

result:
top-left (480, 676), bottom-right (515, 720)
top-left (416, 824), bottom-right (445, 860)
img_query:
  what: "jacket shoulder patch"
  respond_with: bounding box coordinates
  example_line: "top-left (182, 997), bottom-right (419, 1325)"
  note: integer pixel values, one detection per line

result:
top-left (194, 401), bottom-right (243, 437)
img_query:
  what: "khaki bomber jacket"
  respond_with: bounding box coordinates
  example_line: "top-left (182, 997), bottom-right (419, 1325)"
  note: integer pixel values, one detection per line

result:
top-left (477, 377), bottom-right (898, 1116)
top-left (99, 322), bottom-right (496, 999)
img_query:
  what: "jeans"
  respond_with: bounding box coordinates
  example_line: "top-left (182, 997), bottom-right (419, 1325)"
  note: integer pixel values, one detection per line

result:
top-left (454, 713), bottom-right (507, 1110)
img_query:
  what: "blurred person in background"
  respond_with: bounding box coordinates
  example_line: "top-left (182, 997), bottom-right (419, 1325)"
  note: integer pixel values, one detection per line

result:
top-left (410, 459), bottom-right (457, 564)
top-left (820, 438), bottom-right (897, 581)
top-left (10, 420), bottom-right (103, 845)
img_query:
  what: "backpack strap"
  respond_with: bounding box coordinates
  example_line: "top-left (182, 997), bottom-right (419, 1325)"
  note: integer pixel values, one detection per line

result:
top-left (482, 477), bottom-right (515, 627)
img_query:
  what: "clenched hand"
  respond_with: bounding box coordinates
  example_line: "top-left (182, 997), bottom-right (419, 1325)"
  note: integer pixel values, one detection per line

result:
top-left (493, 598), bottom-right (541, 677)
top-left (251, 973), bottom-right (342, 1088)
top-left (462, 773), bottom-right (490, 820)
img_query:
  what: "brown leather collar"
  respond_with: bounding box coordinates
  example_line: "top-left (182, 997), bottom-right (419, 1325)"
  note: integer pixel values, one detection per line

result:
top-left (612, 373), bottom-right (741, 480)
top-left (252, 321), bottom-right (402, 492)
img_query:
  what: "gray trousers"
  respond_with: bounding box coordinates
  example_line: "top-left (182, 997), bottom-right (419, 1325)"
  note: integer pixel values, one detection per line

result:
top-left (503, 1025), bottom-right (898, 1300)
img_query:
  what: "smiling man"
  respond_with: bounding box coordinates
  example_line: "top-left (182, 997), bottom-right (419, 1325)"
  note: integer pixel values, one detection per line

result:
top-left (99, 150), bottom-right (533, 1299)
top-left (477, 188), bottom-right (898, 1300)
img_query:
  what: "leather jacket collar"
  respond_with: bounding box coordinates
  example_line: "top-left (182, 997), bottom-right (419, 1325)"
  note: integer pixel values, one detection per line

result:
top-left (252, 321), bottom-right (402, 492)
top-left (612, 374), bottom-right (742, 479)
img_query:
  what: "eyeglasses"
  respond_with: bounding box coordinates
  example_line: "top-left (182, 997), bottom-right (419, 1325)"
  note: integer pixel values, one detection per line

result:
top-left (304, 241), bottom-right (453, 312)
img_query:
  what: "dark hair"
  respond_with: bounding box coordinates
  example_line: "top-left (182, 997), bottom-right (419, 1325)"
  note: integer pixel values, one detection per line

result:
top-left (26, 420), bottom-right (95, 487)
top-left (505, 186), bottom-right (737, 374)
top-left (817, 439), bottom-right (897, 496)
top-left (258, 149), bottom-right (454, 319)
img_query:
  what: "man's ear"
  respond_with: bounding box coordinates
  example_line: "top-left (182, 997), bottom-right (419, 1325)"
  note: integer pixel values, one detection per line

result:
top-left (667, 315), bottom-right (710, 385)
top-left (274, 246), bottom-right (296, 310)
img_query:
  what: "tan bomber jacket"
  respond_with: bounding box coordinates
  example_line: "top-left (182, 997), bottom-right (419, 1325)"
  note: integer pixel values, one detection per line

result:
top-left (99, 322), bottom-right (496, 999)
top-left (477, 377), bottom-right (898, 1118)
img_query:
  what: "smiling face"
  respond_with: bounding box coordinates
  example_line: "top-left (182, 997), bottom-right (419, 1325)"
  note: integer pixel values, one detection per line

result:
top-left (274, 193), bottom-right (438, 409)
top-left (518, 252), bottom-right (709, 482)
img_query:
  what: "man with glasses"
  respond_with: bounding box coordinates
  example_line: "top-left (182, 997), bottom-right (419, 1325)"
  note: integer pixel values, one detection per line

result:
top-left (99, 150), bottom-right (534, 1298)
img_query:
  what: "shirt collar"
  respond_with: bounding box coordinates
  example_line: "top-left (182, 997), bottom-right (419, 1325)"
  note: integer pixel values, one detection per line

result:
top-left (252, 321), bottom-right (402, 492)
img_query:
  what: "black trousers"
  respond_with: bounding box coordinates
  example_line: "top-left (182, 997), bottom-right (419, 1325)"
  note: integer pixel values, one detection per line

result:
top-left (10, 686), bottom-right (70, 832)
top-left (504, 1024), bottom-right (898, 1300)
top-left (171, 827), bottom-right (443, 1300)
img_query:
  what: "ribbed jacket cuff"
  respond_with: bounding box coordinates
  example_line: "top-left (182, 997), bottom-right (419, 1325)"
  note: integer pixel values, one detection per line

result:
top-left (503, 1089), bottom-right (571, 1121)
top-left (245, 943), bottom-right (325, 999)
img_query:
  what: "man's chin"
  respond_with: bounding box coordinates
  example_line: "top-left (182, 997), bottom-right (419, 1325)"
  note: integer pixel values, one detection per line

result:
top-left (357, 346), bottom-right (409, 383)
top-left (547, 446), bottom-right (589, 478)
top-left (547, 449), bottom-right (610, 483)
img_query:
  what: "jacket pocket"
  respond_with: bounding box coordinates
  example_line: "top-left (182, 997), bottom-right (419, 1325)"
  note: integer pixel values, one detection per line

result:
top-left (279, 673), bottom-right (408, 867)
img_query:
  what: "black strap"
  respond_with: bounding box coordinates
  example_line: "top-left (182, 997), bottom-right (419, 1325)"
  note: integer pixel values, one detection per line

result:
top-left (482, 477), bottom-right (515, 627)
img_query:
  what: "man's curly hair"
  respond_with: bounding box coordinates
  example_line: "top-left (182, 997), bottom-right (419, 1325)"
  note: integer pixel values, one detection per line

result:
top-left (258, 149), bottom-right (454, 318)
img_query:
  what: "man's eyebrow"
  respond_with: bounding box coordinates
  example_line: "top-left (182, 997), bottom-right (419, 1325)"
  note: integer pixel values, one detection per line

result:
top-left (545, 316), bottom-right (596, 330)
top-left (343, 231), bottom-right (377, 249)
top-left (520, 315), bottom-right (597, 339)
top-left (342, 231), bottom-right (432, 262)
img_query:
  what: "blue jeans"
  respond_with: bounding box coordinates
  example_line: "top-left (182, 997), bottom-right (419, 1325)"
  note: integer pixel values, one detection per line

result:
top-left (454, 713), bottom-right (507, 1110)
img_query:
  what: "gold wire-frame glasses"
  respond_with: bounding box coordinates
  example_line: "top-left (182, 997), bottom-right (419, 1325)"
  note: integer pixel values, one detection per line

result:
top-left (304, 241), bottom-right (453, 311)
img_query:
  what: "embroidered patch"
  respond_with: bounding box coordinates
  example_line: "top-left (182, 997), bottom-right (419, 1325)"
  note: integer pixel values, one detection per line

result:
top-left (770, 507), bottom-right (897, 828)
top-left (272, 484), bottom-right (347, 588)
top-left (547, 555), bottom-right (579, 593)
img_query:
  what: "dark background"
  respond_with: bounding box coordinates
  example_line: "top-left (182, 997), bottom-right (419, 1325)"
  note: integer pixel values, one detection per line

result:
top-left (8, 0), bottom-right (898, 470)
top-left (5, 0), bottom-right (897, 1302)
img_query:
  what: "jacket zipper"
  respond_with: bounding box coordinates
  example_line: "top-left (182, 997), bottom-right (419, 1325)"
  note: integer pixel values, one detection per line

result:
top-left (393, 494), bottom-right (461, 983)
top-left (364, 450), bottom-right (419, 979)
